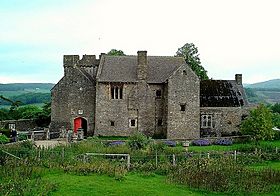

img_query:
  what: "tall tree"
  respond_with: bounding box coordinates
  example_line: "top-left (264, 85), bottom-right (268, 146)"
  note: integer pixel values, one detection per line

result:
top-left (107, 49), bottom-right (125, 56)
top-left (175, 43), bottom-right (209, 80)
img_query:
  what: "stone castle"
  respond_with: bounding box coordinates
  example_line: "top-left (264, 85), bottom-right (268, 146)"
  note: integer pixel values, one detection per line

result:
top-left (50, 51), bottom-right (248, 139)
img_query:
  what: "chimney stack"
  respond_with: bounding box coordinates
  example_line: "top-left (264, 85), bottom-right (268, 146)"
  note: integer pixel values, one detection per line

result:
top-left (137, 51), bottom-right (148, 81)
top-left (235, 74), bottom-right (242, 85)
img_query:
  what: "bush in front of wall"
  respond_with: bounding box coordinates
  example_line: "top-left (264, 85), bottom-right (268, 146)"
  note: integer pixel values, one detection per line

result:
top-left (127, 132), bottom-right (151, 150)
top-left (0, 134), bottom-right (9, 144)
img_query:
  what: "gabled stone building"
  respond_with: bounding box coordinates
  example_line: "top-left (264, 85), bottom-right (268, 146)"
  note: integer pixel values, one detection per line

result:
top-left (50, 51), bottom-right (248, 139)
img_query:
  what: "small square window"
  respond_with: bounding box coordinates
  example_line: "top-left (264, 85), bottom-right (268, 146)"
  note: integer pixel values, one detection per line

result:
top-left (157, 119), bottom-right (163, 126)
top-left (129, 119), bottom-right (137, 127)
top-left (156, 90), bottom-right (162, 98)
top-left (180, 104), bottom-right (186, 111)
top-left (110, 121), bottom-right (115, 126)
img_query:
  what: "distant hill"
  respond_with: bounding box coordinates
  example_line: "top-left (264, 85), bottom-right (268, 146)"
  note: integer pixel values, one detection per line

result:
top-left (0, 83), bottom-right (54, 92)
top-left (0, 83), bottom-right (54, 107)
top-left (245, 79), bottom-right (280, 89)
top-left (244, 79), bottom-right (280, 104)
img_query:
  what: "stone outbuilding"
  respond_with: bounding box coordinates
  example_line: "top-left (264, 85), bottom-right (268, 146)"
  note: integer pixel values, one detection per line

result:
top-left (50, 51), bottom-right (248, 139)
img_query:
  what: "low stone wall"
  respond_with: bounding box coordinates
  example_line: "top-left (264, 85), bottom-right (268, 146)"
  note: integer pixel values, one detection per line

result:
top-left (0, 119), bottom-right (37, 131)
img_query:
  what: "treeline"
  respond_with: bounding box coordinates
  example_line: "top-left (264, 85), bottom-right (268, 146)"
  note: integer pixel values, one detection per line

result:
top-left (0, 93), bottom-right (51, 105)
top-left (0, 103), bottom-right (51, 127)
top-left (0, 83), bottom-right (54, 91)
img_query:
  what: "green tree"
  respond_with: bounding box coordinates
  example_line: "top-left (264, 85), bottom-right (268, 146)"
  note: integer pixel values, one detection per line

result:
top-left (175, 43), bottom-right (209, 80)
top-left (271, 103), bottom-right (280, 113)
top-left (35, 102), bottom-right (51, 127)
top-left (272, 113), bottom-right (280, 129)
top-left (107, 49), bottom-right (125, 56)
top-left (240, 104), bottom-right (274, 141)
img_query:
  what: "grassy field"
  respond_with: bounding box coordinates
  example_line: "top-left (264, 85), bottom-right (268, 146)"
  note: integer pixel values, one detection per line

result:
top-left (44, 169), bottom-right (280, 196)
top-left (1, 139), bottom-right (280, 195)
top-left (250, 161), bottom-right (280, 170)
top-left (45, 171), bottom-right (223, 196)
top-left (188, 140), bottom-right (280, 152)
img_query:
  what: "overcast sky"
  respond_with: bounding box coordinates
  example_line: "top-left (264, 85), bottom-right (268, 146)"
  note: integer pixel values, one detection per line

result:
top-left (0, 0), bottom-right (279, 84)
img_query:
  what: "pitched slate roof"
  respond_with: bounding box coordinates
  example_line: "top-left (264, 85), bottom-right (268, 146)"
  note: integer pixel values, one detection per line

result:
top-left (97, 55), bottom-right (185, 83)
top-left (200, 80), bottom-right (247, 107)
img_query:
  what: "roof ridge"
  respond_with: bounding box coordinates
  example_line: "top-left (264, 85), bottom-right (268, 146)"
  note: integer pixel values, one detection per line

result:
top-left (105, 55), bottom-right (184, 58)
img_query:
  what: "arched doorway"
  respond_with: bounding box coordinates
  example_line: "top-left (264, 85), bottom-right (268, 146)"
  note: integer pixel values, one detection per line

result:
top-left (74, 117), bottom-right (88, 136)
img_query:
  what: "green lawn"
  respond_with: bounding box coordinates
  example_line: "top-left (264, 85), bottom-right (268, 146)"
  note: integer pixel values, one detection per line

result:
top-left (187, 140), bottom-right (280, 152)
top-left (250, 161), bottom-right (280, 170)
top-left (45, 172), bottom-right (223, 196)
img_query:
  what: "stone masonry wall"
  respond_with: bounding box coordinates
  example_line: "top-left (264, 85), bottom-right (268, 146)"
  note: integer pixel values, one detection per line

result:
top-left (167, 64), bottom-right (200, 139)
top-left (95, 82), bottom-right (167, 137)
top-left (50, 65), bottom-right (96, 135)
top-left (0, 119), bottom-right (37, 131)
top-left (200, 107), bottom-right (249, 136)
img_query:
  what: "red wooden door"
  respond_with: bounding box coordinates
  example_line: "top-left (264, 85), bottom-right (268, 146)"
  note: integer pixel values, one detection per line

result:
top-left (74, 118), bottom-right (82, 133)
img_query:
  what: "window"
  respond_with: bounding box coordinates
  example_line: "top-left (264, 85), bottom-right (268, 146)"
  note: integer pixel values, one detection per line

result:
top-left (110, 121), bottom-right (115, 126)
top-left (201, 115), bottom-right (213, 128)
top-left (183, 70), bottom-right (187, 75)
top-left (180, 104), bottom-right (186, 111)
top-left (157, 119), bottom-right (163, 126)
top-left (129, 119), bottom-right (137, 127)
top-left (9, 123), bottom-right (16, 130)
top-left (111, 84), bottom-right (123, 99)
top-left (156, 90), bottom-right (162, 98)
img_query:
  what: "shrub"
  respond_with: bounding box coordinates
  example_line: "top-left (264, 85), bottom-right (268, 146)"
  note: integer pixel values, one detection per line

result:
top-left (0, 128), bottom-right (10, 138)
top-left (192, 139), bottom-right (211, 146)
top-left (241, 104), bottom-right (275, 141)
top-left (127, 132), bottom-right (151, 150)
top-left (18, 133), bottom-right (28, 141)
top-left (0, 134), bottom-right (9, 144)
top-left (215, 138), bottom-right (233, 146)
top-left (168, 157), bottom-right (280, 193)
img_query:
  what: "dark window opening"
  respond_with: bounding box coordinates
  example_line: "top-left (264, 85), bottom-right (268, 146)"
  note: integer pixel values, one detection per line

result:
top-left (130, 119), bottom-right (136, 127)
top-left (120, 88), bottom-right (123, 99)
top-left (110, 121), bottom-right (115, 126)
top-left (180, 104), bottom-right (186, 111)
top-left (239, 99), bottom-right (244, 106)
top-left (157, 119), bottom-right (163, 126)
top-left (111, 84), bottom-right (123, 99)
top-left (156, 90), bottom-right (162, 98)
top-left (183, 70), bottom-right (187, 75)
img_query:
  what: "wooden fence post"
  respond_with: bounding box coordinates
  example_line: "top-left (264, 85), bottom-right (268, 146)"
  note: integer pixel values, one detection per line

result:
top-left (234, 150), bottom-right (237, 161)
top-left (155, 151), bottom-right (158, 168)
top-left (62, 148), bottom-right (64, 159)
top-left (127, 154), bottom-right (131, 170)
top-left (207, 152), bottom-right (210, 159)
top-left (172, 154), bottom-right (176, 166)
top-left (83, 155), bottom-right (86, 163)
